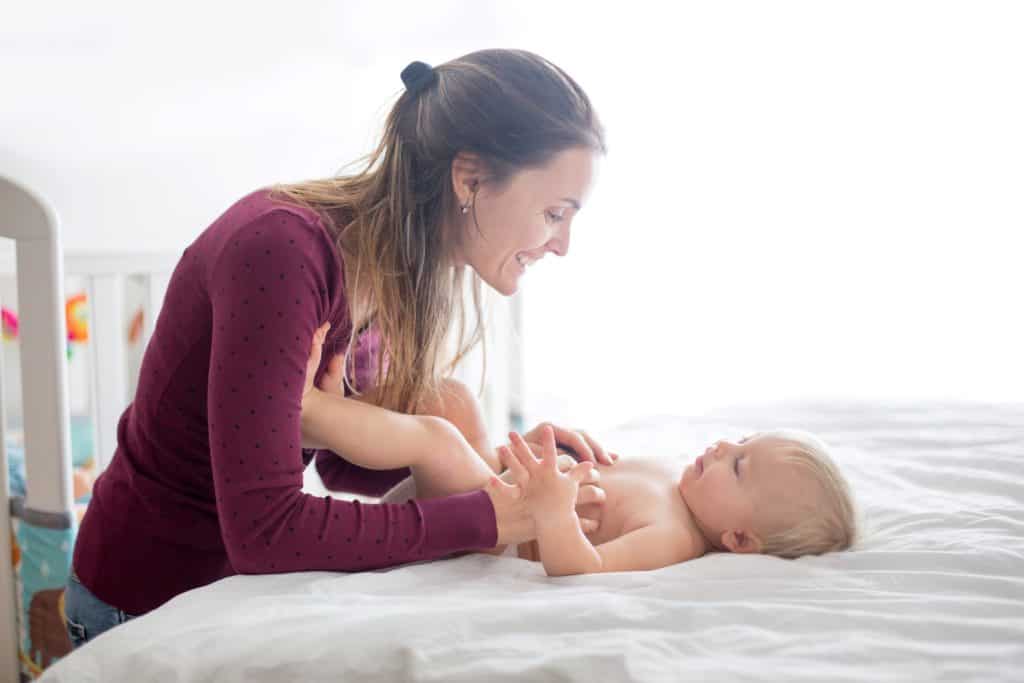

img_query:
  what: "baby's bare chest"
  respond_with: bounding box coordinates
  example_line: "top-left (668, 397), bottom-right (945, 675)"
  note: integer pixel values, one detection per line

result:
top-left (580, 460), bottom-right (687, 546)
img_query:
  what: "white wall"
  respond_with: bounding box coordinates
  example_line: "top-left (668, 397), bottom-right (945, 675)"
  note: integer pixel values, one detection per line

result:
top-left (4, 1), bottom-right (1022, 439)
top-left (518, 1), bottom-right (1024, 430)
top-left (1, 2), bottom-right (535, 252)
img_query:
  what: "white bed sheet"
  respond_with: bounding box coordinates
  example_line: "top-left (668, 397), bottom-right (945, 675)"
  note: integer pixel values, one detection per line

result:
top-left (41, 401), bottom-right (1024, 682)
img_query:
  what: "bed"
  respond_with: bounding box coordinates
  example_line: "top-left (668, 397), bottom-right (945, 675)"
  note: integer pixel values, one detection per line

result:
top-left (4, 175), bottom-right (1023, 682)
top-left (35, 399), bottom-right (1024, 682)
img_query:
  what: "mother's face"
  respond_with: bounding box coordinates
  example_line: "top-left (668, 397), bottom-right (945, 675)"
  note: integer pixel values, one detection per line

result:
top-left (452, 146), bottom-right (597, 296)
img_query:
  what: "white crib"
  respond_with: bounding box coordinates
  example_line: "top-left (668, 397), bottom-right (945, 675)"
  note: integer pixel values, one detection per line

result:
top-left (0, 175), bottom-right (177, 682)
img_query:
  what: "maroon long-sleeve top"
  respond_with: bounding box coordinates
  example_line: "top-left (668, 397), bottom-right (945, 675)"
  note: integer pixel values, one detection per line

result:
top-left (72, 189), bottom-right (498, 615)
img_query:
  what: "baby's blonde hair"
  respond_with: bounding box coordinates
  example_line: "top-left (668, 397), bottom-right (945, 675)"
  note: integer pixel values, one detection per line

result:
top-left (751, 428), bottom-right (857, 559)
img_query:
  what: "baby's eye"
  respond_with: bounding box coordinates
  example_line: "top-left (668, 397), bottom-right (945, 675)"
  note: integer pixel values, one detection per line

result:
top-left (546, 211), bottom-right (565, 224)
top-left (734, 455), bottom-right (743, 476)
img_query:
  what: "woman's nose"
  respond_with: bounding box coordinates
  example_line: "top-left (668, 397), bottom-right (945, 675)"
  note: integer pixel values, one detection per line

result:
top-left (548, 225), bottom-right (570, 257)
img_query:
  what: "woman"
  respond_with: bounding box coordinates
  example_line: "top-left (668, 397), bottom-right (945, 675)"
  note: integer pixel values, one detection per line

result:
top-left (64, 48), bottom-right (611, 647)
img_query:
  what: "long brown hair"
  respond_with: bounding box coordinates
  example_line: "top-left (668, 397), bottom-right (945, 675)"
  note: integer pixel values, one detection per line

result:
top-left (270, 48), bottom-right (605, 414)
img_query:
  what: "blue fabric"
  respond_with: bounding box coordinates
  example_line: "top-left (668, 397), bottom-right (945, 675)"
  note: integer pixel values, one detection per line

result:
top-left (13, 517), bottom-right (77, 676)
top-left (5, 415), bottom-right (94, 501)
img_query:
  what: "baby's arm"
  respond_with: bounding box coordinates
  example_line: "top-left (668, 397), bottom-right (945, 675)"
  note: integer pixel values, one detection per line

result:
top-left (535, 517), bottom-right (700, 576)
top-left (503, 430), bottom-right (701, 575)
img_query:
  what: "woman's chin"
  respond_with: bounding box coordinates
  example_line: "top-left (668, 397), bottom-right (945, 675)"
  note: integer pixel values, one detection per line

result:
top-left (482, 269), bottom-right (520, 296)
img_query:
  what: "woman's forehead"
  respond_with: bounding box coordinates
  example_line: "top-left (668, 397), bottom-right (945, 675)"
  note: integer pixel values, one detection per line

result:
top-left (519, 147), bottom-right (596, 202)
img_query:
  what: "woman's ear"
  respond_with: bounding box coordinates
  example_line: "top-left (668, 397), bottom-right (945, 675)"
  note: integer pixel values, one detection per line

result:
top-left (450, 152), bottom-right (483, 206)
top-left (720, 529), bottom-right (763, 554)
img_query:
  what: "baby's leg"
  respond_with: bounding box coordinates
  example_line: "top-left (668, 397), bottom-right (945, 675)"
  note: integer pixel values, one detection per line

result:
top-left (408, 378), bottom-right (498, 500)
top-left (406, 419), bottom-right (492, 501)
top-left (409, 382), bottom-right (508, 556)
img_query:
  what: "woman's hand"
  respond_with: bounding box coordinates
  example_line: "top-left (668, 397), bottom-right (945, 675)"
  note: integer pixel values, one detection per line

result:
top-left (302, 322), bottom-right (331, 403)
top-left (520, 422), bottom-right (619, 466)
top-left (483, 468), bottom-right (536, 547)
top-left (300, 322), bottom-right (331, 449)
top-left (501, 427), bottom-right (594, 522)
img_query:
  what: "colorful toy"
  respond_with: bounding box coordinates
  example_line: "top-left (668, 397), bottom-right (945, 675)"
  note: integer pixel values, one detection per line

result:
top-left (3, 294), bottom-right (90, 360)
top-left (64, 293), bottom-right (88, 343)
top-left (128, 308), bottom-right (144, 345)
top-left (2, 306), bottom-right (17, 340)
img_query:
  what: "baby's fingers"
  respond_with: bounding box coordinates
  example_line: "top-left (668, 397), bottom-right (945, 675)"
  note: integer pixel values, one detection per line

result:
top-left (499, 446), bottom-right (529, 485)
top-left (576, 485), bottom-right (606, 505)
top-left (539, 425), bottom-right (560, 468)
top-left (509, 432), bottom-right (541, 472)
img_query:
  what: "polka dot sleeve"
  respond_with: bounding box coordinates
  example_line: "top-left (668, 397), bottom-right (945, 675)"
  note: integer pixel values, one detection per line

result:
top-left (205, 209), bottom-right (497, 573)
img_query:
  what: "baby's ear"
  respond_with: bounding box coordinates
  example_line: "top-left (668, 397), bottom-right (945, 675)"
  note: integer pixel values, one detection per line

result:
top-left (720, 529), bottom-right (763, 554)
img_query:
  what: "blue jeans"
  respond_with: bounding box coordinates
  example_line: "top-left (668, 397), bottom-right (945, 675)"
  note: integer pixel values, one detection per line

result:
top-left (64, 570), bottom-right (136, 649)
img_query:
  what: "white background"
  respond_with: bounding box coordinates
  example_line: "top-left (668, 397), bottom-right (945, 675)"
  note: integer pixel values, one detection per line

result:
top-left (3, 1), bottom-right (1022, 432)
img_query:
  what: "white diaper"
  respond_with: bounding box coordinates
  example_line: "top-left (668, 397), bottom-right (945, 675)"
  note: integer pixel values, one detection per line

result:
top-left (380, 475), bottom-right (418, 504)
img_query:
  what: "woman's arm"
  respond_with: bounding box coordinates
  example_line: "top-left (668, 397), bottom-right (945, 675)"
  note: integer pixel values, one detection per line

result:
top-left (206, 211), bottom-right (497, 574)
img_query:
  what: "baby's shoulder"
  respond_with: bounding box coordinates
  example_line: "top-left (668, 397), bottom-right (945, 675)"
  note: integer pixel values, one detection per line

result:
top-left (648, 518), bottom-right (707, 558)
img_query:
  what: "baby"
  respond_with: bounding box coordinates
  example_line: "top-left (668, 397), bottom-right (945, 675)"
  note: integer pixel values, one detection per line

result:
top-left (300, 324), bottom-right (856, 574)
top-left (501, 426), bottom-right (858, 575)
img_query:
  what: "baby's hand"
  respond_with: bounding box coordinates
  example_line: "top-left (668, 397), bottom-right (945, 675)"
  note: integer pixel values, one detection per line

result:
top-left (499, 427), bottom-right (594, 521)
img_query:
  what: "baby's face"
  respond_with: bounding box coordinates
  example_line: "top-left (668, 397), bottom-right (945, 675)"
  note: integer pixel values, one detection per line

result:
top-left (678, 434), bottom-right (811, 550)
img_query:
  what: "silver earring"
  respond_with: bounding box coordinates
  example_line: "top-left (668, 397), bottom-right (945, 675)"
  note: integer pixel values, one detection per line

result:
top-left (461, 204), bottom-right (469, 214)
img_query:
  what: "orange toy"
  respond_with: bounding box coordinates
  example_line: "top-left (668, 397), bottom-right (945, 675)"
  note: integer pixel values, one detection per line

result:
top-left (65, 293), bottom-right (88, 343)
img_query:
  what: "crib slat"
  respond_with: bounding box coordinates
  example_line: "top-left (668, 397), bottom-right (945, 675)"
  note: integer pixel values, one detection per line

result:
top-left (87, 274), bottom-right (126, 473)
top-left (145, 271), bottom-right (171, 340)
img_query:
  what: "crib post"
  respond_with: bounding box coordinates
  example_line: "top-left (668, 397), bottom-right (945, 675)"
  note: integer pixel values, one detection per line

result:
top-left (86, 274), bottom-right (126, 473)
top-left (7, 204), bottom-right (73, 517)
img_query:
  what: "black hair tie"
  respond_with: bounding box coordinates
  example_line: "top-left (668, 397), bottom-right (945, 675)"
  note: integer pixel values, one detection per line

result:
top-left (401, 61), bottom-right (437, 96)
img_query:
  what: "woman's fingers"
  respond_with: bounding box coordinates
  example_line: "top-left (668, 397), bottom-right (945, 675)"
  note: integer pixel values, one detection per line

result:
top-left (318, 352), bottom-right (346, 394)
top-left (567, 461), bottom-right (594, 484)
top-left (577, 429), bottom-right (616, 465)
top-left (303, 322), bottom-right (330, 397)
top-left (548, 426), bottom-right (596, 463)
